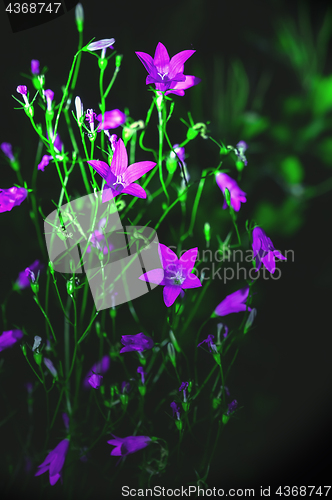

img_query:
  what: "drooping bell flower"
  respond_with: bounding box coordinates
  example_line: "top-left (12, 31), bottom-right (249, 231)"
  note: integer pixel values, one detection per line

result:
top-left (0, 330), bottom-right (24, 352)
top-left (107, 435), bottom-right (151, 457)
top-left (214, 286), bottom-right (252, 316)
top-left (136, 42), bottom-right (201, 96)
top-left (87, 38), bottom-right (115, 51)
top-left (88, 373), bottom-right (103, 389)
top-left (83, 355), bottom-right (110, 389)
top-left (96, 110), bottom-right (126, 131)
top-left (216, 173), bottom-right (247, 212)
top-left (252, 227), bottom-right (287, 274)
top-left (0, 186), bottom-right (27, 213)
top-left (120, 333), bottom-right (154, 353)
top-left (35, 439), bottom-right (69, 485)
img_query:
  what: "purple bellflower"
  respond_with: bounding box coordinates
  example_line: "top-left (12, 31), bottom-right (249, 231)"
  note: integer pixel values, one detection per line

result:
top-left (197, 334), bottom-right (218, 354)
top-left (139, 244), bottom-right (202, 307)
top-left (17, 85), bottom-right (29, 106)
top-left (170, 401), bottom-right (181, 420)
top-left (137, 366), bottom-right (146, 385)
top-left (87, 138), bottom-right (156, 202)
top-left (215, 286), bottom-right (252, 316)
top-left (16, 260), bottom-right (44, 290)
top-left (1, 142), bottom-right (15, 162)
top-left (31, 60), bottom-right (40, 75)
top-left (96, 110), bottom-right (126, 131)
top-left (227, 399), bottom-right (238, 415)
top-left (0, 330), bottom-right (23, 352)
top-left (83, 355), bottom-right (110, 389)
top-left (0, 186), bottom-right (27, 213)
top-left (216, 173), bottom-right (247, 212)
top-left (252, 227), bottom-right (287, 274)
top-left (136, 42), bottom-right (201, 96)
top-left (179, 381), bottom-right (189, 402)
top-left (35, 438), bottom-right (69, 485)
top-left (107, 435), bottom-right (151, 457)
top-left (88, 373), bottom-right (103, 389)
top-left (120, 332), bottom-right (154, 353)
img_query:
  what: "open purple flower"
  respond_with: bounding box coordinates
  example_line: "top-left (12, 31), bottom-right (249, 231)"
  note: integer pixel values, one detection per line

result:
top-left (0, 186), bottom-right (27, 213)
top-left (35, 438), bottom-right (69, 485)
top-left (252, 227), bottom-right (287, 274)
top-left (216, 173), bottom-right (247, 212)
top-left (136, 42), bottom-right (201, 96)
top-left (197, 334), bottom-right (218, 353)
top-left (107, 435), bottom-right (151, 456)
top-left (120, 332), bottom-right (154, 353)
top-left (96, 110), bottom-right (126, 131)
top-left (1, 142), bottom-right (15, 162)
top-left (16, 260), bottom-right (44, 289)
top-left (87, 138), bottom-right (156, 202)
top-left (83, 355), bottom-right (110, 389)
top-left (88, 373), bottom-right (103, 389)
top-left (215, 286), bottom-right (252, 316)
top-left (139, 244), bottom-right (202, 307)
top-left (31, 60), bottom-right (40, 75)
top-left (0, 330), bottom-right (23, 352)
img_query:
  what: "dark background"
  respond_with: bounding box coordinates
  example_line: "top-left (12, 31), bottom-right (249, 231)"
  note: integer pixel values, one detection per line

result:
top-left (1, 0), bottom-right (332, 497)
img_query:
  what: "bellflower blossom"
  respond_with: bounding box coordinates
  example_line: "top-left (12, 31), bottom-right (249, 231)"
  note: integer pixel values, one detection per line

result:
top-left (83, 355), bottom-right (110, 389)
top-left (88, 373), bottom-right (103, 389)
top-left (17, 85), bottom-right (29, 106)
top-left (215, 286), bottom-right (252, 316)
top-left (87, 138), bottom-right (156, 202)
top-left (216, 173), bottom-right (247, 212)
top-left (87, 38), bottom-right (115, 51)
top-left (170, 401), bottom-right (181, 420)
top-left (16, 260), bottom-right (44, 289)
top-left (107, 435), bottom-right (151, 457)
top-left (136, 42), bottom-right (201, 96)
top-left (1, 142), bottom-right (15, 162)
top-left (139, 244), bottom-right (202, 307)
top-left (137, 366), bottom-right (146, 385)
top-left (31, 60), bottom-right (40, 75)
top-left (96, 110), bottom-right (126, 131)
top-left (120, 332), bottom-right (154, 353)
top-left (38, 133), bottom-right (63, 171)
top-left (0, 330), bottom-right (24, 352)
top-left (35, 438), bottom-right (69, 485)
top-left (252, 227), bottom-right (287, 274)
top-left (0, 186), bottom-right (27, 213)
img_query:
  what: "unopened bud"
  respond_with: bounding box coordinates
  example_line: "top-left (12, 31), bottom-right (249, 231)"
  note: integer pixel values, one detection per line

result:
top-left (169, 330), bottom-right (181, 353)
top-left (167, 342), bottom-right (176, 367)
top-left (115, 54), bottom-right (123, 68)
top-left (204, 222), bottom-right (210, 247)
top-left (244, 308), bottom-right (257, 334)
top-left (75, 3), bottom-right (84, 32)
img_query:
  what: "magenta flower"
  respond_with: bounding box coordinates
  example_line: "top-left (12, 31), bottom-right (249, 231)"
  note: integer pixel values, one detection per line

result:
top-left (136, 42), bottom-right (201, 96)
top-left (0, 330), bottom-right (23, 352)
top-left (16, 260), bottom-right (44, 289)
top-left (0, 186), bottom-right (27, 213)
top-left (252, 227), bottom-right (287, 274)
top-left (35, 439), bottom-right (69, 485)
top-left (197, 334), bottom-right (218, 353)
top-left (107, 435), bottom-right (151, 456)
top-left (88, 373), bottom-right (103, 389)
top-left (1, 142), bottom-right (15, 162)
top-left (38, 155), bottom-right (53, 172)
top-left (83, 355), bottom-right (110, 389)
top-left (215, 286), bottom-right (252, 316)
top-left (216, 173), bottom-right (247, 212)
top-left (87, 38), bottom-right (115, 51)
top-left (17, 85), bottom-right (28, 96)
top-left (44, 89), bottom-right (54, 111)
top-left (87, 138), bottom-right (156, 202)
top-left (120, 333), bottom-right (154, 353)
top-left (31, 60), bottom-right (40, 75)
top-left (139, 244), bottom-right (202, 307)
top-left (96, 110), bottom-right (126, 131)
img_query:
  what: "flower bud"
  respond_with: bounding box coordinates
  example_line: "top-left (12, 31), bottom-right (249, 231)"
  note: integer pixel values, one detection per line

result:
top-left (166, 156), bottom-right (177, 174)
top-left (169, 330), bottom-right (181, 353)
top-left (224, 187), bottom-right (231, 208)
top-left (115, 54), bottom-right (123, 68)
top-left (244, 308), bottom-right (257, 334)
top-left (75, 3), bottom-right (84, 32)
top-left (139, 385), bottom-right (146, 397)
top-left (21, 344), bottom-right (27, 357)
top-left (75, 96), bottom-right (84, 124)
top-left (204, 222), bottom-right (210, 247)
top-left (167, 342), bottom-right (176, 367)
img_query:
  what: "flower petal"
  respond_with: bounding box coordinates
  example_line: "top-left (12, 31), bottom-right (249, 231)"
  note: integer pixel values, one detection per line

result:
top-left (135, 51), bottom-right (155, 74)
top-left (178, 247), bottom-right (198, 273)
top-left (153, 42), bottom-right (170, 74)
top-left (261, 252), bottom-right (276, 273)
top-left (121, 183), bottom-right (147, 198)
top-left (158, 244), bottom-right (178, 269)
top-left (102, 185), bottom-right (117, 203)
top-left (123, 161), bottom-right (156, 185)
top-left (181, 274), bottom-right (202, 289)
top-left (215, 286), bottom-right (251, 316)
top-left (165, 75), bottom-right (201, 96)
top-left (138, 268), bottom-right (165, 285)
top-left (111, 138), bottom-right (128, 176)
top-left (49, 473), bottom-right (61, 486)
top-left (169, 50), bottom-right (195, 78)
top-left (87, 160), bottom-right (109, 180)
top-left (163, 285), bottom-right (182, 307)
